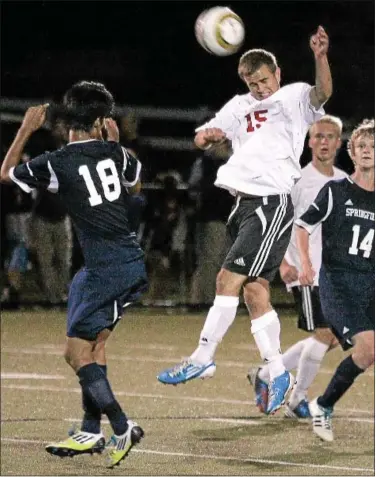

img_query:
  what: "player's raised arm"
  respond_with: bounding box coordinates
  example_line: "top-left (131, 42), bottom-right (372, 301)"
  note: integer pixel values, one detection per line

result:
top-left (309, 26), bottom-right (332, 109)
top-left (0, 104), bottom-right (49, 183)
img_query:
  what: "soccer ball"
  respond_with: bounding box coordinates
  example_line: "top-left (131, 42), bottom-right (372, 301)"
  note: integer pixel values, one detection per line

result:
top-left (194, 6), bottom-right (245, 56)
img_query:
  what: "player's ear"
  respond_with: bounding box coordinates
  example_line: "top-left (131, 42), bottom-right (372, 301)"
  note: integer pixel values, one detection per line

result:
top-left (275, 67), bottom-right (281, 85)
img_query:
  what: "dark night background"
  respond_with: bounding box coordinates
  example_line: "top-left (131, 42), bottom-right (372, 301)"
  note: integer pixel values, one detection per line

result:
top-left (1, 0), bottom-right (374, 117)
top-left (0, 0), bottom-right (375, 179)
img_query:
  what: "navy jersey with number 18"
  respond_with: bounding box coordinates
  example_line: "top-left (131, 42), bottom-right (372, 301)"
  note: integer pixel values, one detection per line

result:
top-left (10, 139), bottom-right (142, 267)
top-left (296, 177), bottom-right (375, 274)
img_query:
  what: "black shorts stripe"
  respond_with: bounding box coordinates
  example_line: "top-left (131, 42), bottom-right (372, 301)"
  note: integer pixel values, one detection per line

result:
top-left (249, 194), bottom-right (288, 277)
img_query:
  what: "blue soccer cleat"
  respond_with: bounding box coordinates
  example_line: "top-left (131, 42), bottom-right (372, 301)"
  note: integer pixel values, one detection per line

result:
top-left (266, 371), bottom-right (294, 415)
top-left (157, 359), bottom-right (216, 385)
top-left (284, 399), bottom-right (311, 419)
top-left (247, 367), bottom-right (268, 414)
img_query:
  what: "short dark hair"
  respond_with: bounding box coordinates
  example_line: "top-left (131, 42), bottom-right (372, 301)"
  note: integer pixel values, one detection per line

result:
top-left (63, 81), bottom-right (114, 132)
top-left (238, 49), bottom-right (278, 79)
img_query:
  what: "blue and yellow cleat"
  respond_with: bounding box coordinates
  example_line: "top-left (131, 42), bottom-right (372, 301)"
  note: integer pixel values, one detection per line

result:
top-left (45, 432), bottom-right (105, 458)
top-left (247, 367), bottom-right (268, 414)
top-left (284, 399), bottom-right (311, 419)
top-left (157, 359), bottom-right (216, 385)
top-left (266, 371), bottom-right (294, 415)
top-left (106, 420), bottom-right (144, 468)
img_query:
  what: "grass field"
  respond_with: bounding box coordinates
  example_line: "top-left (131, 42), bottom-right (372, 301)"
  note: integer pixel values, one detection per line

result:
top-left (1, 308), bottom-right (374, 476)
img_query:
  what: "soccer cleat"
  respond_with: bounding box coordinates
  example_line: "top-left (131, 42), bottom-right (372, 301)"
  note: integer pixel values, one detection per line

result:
top-left (45, 432), bottom-right (105, 457)
top-left (309, 397), bottom-right (334, 442)
top-left (157, 359), bottom-right (216, 385)
top-left (284, 399), bottom-right (311, 419)
top-left (247, 367), bottom-right (268, 414)
top-left (266, 371), bottom-right (294, 415)
top-left (106, 420), bottom-right (144, 468)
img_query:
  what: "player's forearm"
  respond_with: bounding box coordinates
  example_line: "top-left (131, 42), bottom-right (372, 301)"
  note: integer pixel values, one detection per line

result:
top-left (313, 55), bottom-right (332, 106)
top-left (296, 226), bottom-right (311, 265)
top-left (0, 127), bottom-right (32, 183)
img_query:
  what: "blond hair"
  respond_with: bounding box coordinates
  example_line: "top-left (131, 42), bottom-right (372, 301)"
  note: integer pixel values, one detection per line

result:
top-left (347, 119), bottom-right (375, 157)
top-left (309, 115), bottom-right (343, 137)
top-left (238, 49), bottom-right (278, 78)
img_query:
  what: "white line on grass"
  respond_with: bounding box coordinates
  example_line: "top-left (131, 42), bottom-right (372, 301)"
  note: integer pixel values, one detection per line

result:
top-left (1, 437), bottom-right (373, 473)
top-left (2, 384), bottom-right (374, 422)
top-left (63, 417), bottom-right (263, 426)
top-left (2, 347), bottom-right (374, 378)
top-left (1, 373), bottom-right (65, 380)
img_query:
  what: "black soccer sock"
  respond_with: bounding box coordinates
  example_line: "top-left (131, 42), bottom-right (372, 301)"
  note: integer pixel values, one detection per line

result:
top-left (81, 364), bottom-right (107, 434)
top-left (317, 355), bottom-right (364, 409)
top-left (78, 363), bottom-right (128, 436)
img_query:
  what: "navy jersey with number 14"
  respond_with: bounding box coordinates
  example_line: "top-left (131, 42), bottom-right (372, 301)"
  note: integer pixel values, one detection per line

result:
top-left (296, 177), bottom-right (375, 274)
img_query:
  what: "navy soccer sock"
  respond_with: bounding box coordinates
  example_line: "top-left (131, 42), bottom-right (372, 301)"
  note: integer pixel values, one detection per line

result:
top-left (78, 363), bottom-right (128, 436)
top-left (81, 364), bottom-right (107, 434)
top-left (317, 355), bottom-right (364, 409)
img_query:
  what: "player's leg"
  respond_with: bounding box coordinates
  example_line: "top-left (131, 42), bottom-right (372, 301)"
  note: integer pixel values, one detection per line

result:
top-left (157, 267), bottom-right (245, 385)
top-left (309, 270), bottom-right (374, 441)
top-left (80, 329), bottom-right (110, 435)
top-left (244, 278), bottom-right (294, 415)
top-left (250, 286), bottom-right (312, 413)
top-left (286, 327), bottom-right (337, 418)
top-left (245, 194), bottom-right (295, 415)
top-left (157, 198), bottom-right (246, 385)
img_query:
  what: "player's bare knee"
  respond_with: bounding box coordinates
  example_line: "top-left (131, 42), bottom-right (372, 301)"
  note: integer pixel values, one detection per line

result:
top-left (353, 332), bottom-right (375, 369)
top-left (215, 268), bottom-right (245, 296)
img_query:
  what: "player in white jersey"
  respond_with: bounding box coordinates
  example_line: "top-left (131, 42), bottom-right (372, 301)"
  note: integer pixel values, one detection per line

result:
top-left (248, 116), bottom-right (348, 417)
top-left (157, 26), bottom-right (332, 415)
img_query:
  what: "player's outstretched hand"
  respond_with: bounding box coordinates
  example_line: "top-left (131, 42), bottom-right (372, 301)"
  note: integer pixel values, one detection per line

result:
top-left (310, 25), bottom-right (329, 58)
top-left (203, 128), bottom-right (226, 143)
top-left (21, 104), bottom-right (49, 133)
top-left (105, 118), bottom-right (120, 142)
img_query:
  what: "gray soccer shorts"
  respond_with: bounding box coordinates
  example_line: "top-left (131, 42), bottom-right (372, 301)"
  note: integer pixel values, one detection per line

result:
top-left (223, 194), bottom-right (294, 282)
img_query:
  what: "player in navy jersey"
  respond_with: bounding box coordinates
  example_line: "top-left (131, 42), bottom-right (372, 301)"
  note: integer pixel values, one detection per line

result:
top-left (295, 119), bottom-right (374, 441)
top-left (0, 81), bottom-right (148, 467)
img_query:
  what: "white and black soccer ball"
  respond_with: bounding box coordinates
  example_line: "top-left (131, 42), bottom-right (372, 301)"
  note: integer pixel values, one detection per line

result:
top-left (194, 6), bottom-right (245, 56)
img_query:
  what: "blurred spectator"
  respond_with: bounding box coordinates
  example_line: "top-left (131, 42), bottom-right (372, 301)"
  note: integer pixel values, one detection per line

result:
top-left (29, 119), bottom-right (72, 304)
top-left (143, 171), bottom-right (185, 302)
top-left (188, 141), bottom-right (233, 305)
top-left (1, 153), bottom-right (33, 305)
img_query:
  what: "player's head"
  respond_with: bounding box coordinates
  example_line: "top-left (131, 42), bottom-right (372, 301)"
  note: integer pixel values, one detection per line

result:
top-left (63, 81), bottom-right (114, 137)
top-left (348, 119), bottom-right (375, 171)
top-left (309, 115), bottom-right (342, 164)
top-left (238, 49), bottom-right (280, 101)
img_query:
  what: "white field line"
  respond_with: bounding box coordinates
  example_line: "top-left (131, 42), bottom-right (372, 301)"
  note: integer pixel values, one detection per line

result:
top-left (63, 417), bottom-right (262, 427)
top-left (1, 373), bottom-right (65, 380)
top-left (2, 383), bottom-right (374, 422)
top-left (1, 437), bottom-right (373, 473)
top-left (2, 346), bottom-right (374, 378)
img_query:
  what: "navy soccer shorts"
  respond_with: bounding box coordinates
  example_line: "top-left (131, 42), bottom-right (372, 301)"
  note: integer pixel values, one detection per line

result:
top-left (67, 257), bottom-right (148, 341)
top-left (319, 267), bottom-right (375, 350)
top-left (292, 286), bottom-right (329, 332)
top-left (223, 194), bottom-right (294, 282)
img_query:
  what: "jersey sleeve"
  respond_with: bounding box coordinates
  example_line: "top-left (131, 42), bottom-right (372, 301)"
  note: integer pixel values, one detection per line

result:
top-left (292, 82), bottom-right (325, 125)
top-left (295, 183), bottom-right (334, 234)
top-left (9, 153), bottom-right (59, 194)
top-left (195, 96), bottom-right (240, 140)
top-left (121, 146), bottom-right (141, 187)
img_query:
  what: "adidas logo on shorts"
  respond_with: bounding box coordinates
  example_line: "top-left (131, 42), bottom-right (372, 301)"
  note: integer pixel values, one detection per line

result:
top-left (234, 257), bottom-right (246, 266)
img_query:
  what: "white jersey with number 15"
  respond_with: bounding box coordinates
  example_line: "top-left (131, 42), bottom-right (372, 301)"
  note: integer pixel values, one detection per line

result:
top-left (196, 82), bottom-right (325, 197)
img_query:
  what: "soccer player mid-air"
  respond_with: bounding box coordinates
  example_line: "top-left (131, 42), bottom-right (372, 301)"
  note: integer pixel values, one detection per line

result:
top-left (296, 119), bottom-right (374, 441)
top-left (0, 81), bottom-right (148, 467)
top-left (157, 26), bottom-right (332, 415)
top-left (248, 115), bottom-right (347, 417)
